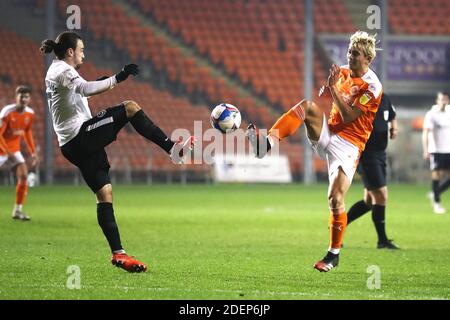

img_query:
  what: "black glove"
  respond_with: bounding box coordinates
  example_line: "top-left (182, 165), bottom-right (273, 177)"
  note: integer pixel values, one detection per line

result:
top-left (115, 64), bottom-right (139, 83)
top-left (96, 76), bottom-right (109, 81)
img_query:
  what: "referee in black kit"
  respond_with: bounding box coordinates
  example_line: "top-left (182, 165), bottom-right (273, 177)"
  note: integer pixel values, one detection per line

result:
top-left (346, 93), bottom-right (400, 249)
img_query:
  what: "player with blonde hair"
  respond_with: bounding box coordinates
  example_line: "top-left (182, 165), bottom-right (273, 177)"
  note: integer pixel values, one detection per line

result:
top-left (247, 31), bottom-right (383, 272)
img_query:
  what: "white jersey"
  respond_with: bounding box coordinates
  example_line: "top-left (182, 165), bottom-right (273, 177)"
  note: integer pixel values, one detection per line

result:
top-left (423, 105), bottom-right (450, 154)
top-left (45, 59), bottom-right (117, 146)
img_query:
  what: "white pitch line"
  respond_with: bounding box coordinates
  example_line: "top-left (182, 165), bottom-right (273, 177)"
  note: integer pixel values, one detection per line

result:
top-left (2, 283), bottom-right (449, 300)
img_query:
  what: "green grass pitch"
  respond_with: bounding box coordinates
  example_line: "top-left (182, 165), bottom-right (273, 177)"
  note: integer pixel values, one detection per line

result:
top-left (0, 184), bottom-right (449, 300)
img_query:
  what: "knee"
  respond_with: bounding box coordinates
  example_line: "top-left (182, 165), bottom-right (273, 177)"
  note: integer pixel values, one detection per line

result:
top-left (17, 175), bottom-right (27, 184)
top-left (431, 170), bottom-right (441, 180)
top-left (371, 188), bottom-right (388, 205)
top-left (290, 100), bottom-right (311, 120)
top-left (298, 99), bottom-right (321, 119)
top-left (123, 100), bottom-right (141, 118)
top-left (297, 99), bottom-right (311, 113)
top-left (328, 192), bottom-right (345, 210)
top-left (16, 166), bottom-right (28, 183)
top-left (96, 184), bottom-right (113, 203)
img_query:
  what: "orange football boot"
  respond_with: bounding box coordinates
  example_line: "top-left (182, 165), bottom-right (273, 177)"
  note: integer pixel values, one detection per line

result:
top-left (111, 253), bottom-right (147, 273)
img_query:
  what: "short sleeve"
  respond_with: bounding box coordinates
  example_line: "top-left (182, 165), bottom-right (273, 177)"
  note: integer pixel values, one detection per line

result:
top-left (353, 90), bottom-right (379, 113)
top-left (0, 113), bottom-right (8, 128)
top-left (423, 112), bottom-right (434, 130)
top-left (384, 95), bottom-right (397, 121)
top-left (352, 76), bottom-right (383, 113)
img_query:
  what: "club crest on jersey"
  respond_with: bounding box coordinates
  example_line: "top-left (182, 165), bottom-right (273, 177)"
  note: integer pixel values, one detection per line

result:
top-left (97, 110), bottom-right (107, 118)
top-left (384, 110), bottom-right (389, 121)
top-left (359, 93), bottom-right (372, 105)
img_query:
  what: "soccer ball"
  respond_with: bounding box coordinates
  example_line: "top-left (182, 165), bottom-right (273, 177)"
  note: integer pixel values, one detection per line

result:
top-left (210, 103), bottom-right (241, 133)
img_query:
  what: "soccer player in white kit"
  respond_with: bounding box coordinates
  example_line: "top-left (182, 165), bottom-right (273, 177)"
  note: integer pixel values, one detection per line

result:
top-left (422, 91), bottom-right (450, 214)
top-left (41, 31), bottom-right (194, 272)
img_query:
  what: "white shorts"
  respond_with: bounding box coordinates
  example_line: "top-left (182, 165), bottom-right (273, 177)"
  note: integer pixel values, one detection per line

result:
top-left (0, 151), bottom-right (25, 170)
top-left (309, 116), bottom-right (360, 183)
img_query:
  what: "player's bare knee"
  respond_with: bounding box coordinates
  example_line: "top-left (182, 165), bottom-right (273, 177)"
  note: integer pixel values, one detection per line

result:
top-left (123, 100), bottom-right (141, 118)
top-left (16, 164), bottom-right (28, 182)
top-left (96, 184), bottom-right (113, 203)
top-left (297, 100), bottom-right (313, 118)
top-left (328, 193), bottom-right (344, 210)
top-left (17, 175), bottom-right (27, 184)
top-left (431, 170), bottom-right (441, 180)
top-left (372, 188), bottom-right (388, 205)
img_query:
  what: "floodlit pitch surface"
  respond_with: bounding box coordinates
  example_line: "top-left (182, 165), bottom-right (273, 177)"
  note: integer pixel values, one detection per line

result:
top-left (0, 184), bottom-right (449, 300)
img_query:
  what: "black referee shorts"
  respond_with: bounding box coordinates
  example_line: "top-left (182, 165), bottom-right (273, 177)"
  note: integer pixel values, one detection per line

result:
top-left (357, 150), bottom-right (387, 190)
top-left (61, 104), bottom-right (129, 193)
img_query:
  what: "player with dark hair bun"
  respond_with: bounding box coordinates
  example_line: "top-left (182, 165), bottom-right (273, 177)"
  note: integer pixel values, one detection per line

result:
top-left (42, 31), bottom-right (195, 273)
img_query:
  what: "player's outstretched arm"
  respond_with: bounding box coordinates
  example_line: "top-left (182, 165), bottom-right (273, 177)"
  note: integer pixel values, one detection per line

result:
top-left (70, 64), bottom-right (139, 97)
top-left (115, 64), bottom-right (139, 83)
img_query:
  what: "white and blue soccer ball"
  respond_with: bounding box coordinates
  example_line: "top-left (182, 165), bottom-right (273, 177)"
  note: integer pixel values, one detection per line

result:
top-left (210, 103), bottom-right (241, 133)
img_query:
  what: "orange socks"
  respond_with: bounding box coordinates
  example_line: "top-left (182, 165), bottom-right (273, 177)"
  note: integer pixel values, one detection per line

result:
top-left (269, 102), bottom-right (305, 140)
top-left (328, 208), bottom-right (348, 254)
top-left (16, 181), bottom-right (28, 206)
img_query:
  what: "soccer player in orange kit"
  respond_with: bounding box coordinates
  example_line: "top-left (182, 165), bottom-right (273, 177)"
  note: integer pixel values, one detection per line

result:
top-left (0, 85), bottom-right (39, 221)
top-left (247, 31), bottom-right (382, 272)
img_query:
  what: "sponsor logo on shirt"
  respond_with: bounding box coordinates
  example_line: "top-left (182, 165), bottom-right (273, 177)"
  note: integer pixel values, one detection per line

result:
top-left (359, 93), bottom-right (372, 105)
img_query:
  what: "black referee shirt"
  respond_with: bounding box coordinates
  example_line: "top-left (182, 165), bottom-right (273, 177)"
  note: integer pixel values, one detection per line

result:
top-left (364, 93), bottom-right (396, 152)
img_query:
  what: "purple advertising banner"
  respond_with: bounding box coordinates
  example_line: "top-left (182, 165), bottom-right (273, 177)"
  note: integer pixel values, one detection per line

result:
top-left (322, 38), bottom-right (449, 82)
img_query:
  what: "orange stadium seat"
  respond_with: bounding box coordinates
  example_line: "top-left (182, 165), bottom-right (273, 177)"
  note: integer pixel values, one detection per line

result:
top-left (389, 0), bottom-right (450, 35)
top-left (5, 0), bottom-right (355, 178)
top-left (129, 0), bottom-right (351, 112)
top-left (0, 28), bottom-right (213, 175)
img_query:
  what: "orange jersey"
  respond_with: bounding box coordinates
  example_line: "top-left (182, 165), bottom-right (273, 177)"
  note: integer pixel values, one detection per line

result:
top-left (328, 66), bottom-right (383, 152)
top-left (0, 104), bottom-right (36, 155)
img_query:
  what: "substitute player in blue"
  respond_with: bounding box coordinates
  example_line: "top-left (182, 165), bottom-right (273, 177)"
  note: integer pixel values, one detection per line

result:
top-left (346, 93), bottom-right (400, 249)
top-left (41, 31), bottom-right (194, 272)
